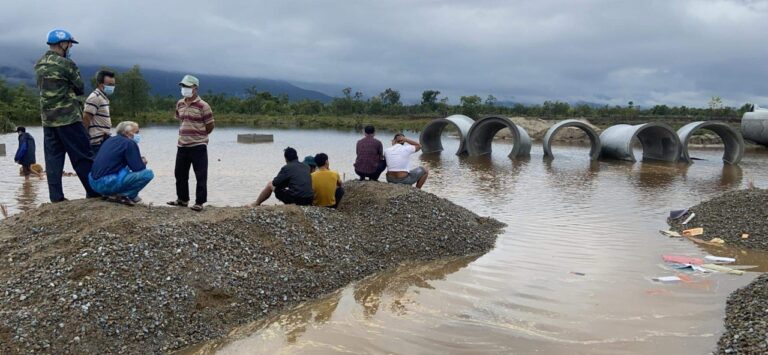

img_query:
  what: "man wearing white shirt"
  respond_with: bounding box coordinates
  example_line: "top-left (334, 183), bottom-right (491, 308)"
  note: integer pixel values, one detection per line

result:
top-left (383, 133), bottom-right (429, 189)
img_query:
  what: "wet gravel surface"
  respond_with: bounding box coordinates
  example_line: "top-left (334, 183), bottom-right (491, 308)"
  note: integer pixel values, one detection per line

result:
top-left (668, 188), bottom-right (768, 354)
top-left (668, 189), bottom-right (768, 250)
top-left (0, 181), bottom-right (504, 354)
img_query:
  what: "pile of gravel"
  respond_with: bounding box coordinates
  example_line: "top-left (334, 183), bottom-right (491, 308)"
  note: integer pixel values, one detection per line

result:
top-left (0, 181), bottom-right (504, 354)
top-left (717, 273), bottom-right (768, 354)
top-left (667, 189), bottom-right (768, 250)
top-left (667, 188), bottom-right (768, 354)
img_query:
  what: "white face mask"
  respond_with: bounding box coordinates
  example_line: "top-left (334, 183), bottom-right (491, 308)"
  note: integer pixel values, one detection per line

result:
top-left (181, 87), bottom-right (194, 98)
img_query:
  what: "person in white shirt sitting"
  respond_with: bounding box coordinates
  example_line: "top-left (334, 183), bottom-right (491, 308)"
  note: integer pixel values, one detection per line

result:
top-left (383, 133), bottom-right (429, 189)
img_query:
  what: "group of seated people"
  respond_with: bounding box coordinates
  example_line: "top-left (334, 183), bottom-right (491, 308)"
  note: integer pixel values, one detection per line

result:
top-left (44, 121), bottom-right (428, 208)
top-left (252, 125), bottom-right (429, 208)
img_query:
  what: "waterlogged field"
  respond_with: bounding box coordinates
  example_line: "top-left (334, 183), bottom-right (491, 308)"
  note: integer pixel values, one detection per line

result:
top-left (2, 126), bottom-right (768, 354)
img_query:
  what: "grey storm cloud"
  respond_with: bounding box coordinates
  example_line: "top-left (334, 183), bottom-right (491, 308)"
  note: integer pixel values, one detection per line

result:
top-left (1, 0), bottom-right (768, 106)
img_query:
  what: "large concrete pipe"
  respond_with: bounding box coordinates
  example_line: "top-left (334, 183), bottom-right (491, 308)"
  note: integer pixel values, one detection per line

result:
top-left (742, 109), bottom-right (768, 146)
top-left (677, 121), bottom-right (744, 164)
top-left (542, 119), bottom-right (601, 160)
top-left (466, 116), bottom-right (532, 158)
top-left (599, 123), bottom-right (681, 162)
top-left (419, 114), bottom-right (475, 154)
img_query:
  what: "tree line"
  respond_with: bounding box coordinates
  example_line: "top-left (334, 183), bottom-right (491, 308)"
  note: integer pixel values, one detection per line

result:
top-left (0, 65), bottom-right (753, 130)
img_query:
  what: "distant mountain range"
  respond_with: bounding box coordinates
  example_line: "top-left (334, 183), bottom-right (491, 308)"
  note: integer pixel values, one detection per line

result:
top-left (0, 65), bottom-right (334, 103)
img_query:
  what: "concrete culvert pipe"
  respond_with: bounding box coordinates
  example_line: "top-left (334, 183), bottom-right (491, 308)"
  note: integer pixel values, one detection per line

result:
top-left (466, 116), bottom-right (532, 158)
top-left (542, 119), bottom-right (601, 160)
top-left (677, 121), bottom-right (744, 164)
top-left (599, 123), bottom-right (681, 162)
top-left (741, 109), bottom-right (768, 147)
top-left (419, 114), bottom-right (475, 155)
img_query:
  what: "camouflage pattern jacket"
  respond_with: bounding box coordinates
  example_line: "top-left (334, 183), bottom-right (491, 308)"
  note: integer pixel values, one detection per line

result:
top-left (34, 50), bottom-right (85, 127)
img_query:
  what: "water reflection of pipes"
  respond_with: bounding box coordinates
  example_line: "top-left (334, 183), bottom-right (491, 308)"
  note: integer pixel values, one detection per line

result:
top-left (543, 160), bottom-right (600, 196)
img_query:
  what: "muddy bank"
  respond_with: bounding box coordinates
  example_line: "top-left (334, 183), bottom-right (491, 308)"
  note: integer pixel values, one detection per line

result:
top-left (0, 181), bottom-right (504, 354)
top-left (667, 188), bottom-right (768, 354)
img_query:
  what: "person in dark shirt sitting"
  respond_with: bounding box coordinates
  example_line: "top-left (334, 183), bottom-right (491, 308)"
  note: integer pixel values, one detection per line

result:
top-left (252, 147), bottom-right (314, 206)
top-left (89, 121), bottom-right (154, 205)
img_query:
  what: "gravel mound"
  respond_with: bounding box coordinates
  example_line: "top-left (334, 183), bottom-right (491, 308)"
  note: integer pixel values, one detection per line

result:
top-left (667, 188), bottom-right (768, 354)
top-left (0, 181), bottom-right (504, 354)
top-left (667, 189), bottom-right (768, 250)
top-left (716, 273), bottom-right (768, 354)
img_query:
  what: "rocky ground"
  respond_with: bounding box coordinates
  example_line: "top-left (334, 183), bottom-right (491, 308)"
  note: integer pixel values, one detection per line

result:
top-left (667, 189), bottom-right (768, 250)
top-left (0, 181), bottom-right (504, 354)
top-left (667, 188), bottom-right (768, 354)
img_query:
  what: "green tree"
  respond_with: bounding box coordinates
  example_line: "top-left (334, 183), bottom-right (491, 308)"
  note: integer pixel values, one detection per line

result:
top-left (708, 96), bottom-right (724, 118)
top-left (460, 95), bottom-right (482, 118)
top-left (421, 90), bottom-right (440, 111)
top-left (379, 88), bottom-right (401, 107)
top-left (112, 65), bottom-right (151, 117)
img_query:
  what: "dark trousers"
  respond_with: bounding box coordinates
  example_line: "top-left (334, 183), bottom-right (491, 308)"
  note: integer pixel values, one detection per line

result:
top-left (356, 160), bottom-right (387, 181)
top-left (43, 123), bottom-right (99, 202)
top-left (275, 188), bottom-right (313, 206)
top-left (333, 186), bottom-right (345, 208)
top-left (174, 145), bottom-right (208, 205)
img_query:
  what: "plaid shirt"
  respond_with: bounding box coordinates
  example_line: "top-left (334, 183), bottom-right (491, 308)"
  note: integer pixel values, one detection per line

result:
top-left (354, 135), bottom-right (383, 174)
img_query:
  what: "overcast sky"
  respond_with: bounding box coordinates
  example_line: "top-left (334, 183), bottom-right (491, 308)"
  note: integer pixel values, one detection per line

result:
top-left (1, 0), bottom-right (768, 106)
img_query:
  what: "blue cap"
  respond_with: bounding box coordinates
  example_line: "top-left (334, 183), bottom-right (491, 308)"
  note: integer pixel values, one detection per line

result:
top-left (302, 155), bottom-right (317, 167)
top-left (46, 29), bottom-right (78, 45)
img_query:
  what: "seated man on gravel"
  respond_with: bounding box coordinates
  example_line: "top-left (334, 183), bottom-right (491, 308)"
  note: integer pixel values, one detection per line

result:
top-left (383, 133), bottom-right (428, 189)
top-left (354, 125), bottom-right (386, 181)
top-left (89, 121), bottom-right (154, 206)
top-left (252, 147), bottom-right (314, 206)
top-left (311, 153), bottom-right (344, 208)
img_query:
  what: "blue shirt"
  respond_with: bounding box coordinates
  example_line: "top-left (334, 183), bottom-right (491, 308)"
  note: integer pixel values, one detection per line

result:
top-left (91, 134), bottom-right (146, 180)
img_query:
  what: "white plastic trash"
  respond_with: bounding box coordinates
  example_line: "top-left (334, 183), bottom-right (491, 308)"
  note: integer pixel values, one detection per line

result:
top-left (704, 255), bottom-right (736, 264)
top-left (652, 276), bottom-right (681, 283)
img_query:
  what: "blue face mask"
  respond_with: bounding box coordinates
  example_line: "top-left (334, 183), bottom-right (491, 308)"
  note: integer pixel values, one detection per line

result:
top-left (103, 85), bottom-right (115, 95)
top-left (132, 134), bottom-right (141, 144)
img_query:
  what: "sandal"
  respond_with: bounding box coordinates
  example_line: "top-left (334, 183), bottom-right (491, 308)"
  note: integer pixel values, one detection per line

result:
top-left (167, 200), bottom-right (188, 207)
top-left (117, 196), bottom-right (136, 206)
top-left (190, 204), bottom-right (204, 212)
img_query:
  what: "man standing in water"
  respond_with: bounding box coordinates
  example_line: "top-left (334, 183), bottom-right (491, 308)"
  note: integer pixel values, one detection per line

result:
top-left (34, 29), bottom-right (99, 202)
top-left (167, 75), bottom-right (215, 212)
top-left (14, 127), bottom-right (36, 179)
top-left (83, 70), bottom-right (116, 155)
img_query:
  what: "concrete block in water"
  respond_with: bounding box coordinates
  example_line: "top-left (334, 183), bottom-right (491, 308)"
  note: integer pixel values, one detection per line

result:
top-left (237, 134), bottom-right (274, 143)
top-left (0, 143), bottom-right (5, 156)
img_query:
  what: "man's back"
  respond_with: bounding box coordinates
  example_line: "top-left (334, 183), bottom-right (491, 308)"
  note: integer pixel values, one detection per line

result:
top-left (384, 144), bottom-right (416, 172)
top-left (311, 169), bottom-right (340, 207)
top-left (354, 136), bottom-right (383, 173)
top-left (34, 51), bottom-right (84, 127)
top-left (273, 161), bottom-right (314, 198)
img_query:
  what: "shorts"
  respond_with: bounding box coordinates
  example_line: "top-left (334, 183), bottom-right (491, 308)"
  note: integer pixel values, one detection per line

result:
top-left (386, 167), bottom-right (426, 185)
top-left (275, 188), bottom-right (313, 206)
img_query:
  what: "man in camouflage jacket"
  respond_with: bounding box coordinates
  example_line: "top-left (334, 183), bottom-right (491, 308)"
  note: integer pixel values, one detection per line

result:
top-left (35, 29), bottom-right (99, 202)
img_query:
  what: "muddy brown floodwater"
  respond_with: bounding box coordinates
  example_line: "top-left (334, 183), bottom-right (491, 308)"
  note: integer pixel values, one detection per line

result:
top-left (2, 126), bottom-right (768, 354)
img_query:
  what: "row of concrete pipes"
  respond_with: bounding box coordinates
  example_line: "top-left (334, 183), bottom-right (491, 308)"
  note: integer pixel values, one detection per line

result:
top-left (419, 115), bottom-right (747, 164)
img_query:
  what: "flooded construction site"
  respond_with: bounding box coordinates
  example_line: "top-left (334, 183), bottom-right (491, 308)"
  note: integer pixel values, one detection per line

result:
top-left (1, 126), bottom-right (767, 354)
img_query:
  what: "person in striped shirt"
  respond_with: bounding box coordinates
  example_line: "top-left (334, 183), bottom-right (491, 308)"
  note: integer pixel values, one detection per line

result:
top-left (83, 70), bottom-right (115, 155)
top-left (167, 75), bottom-right (215, 212)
